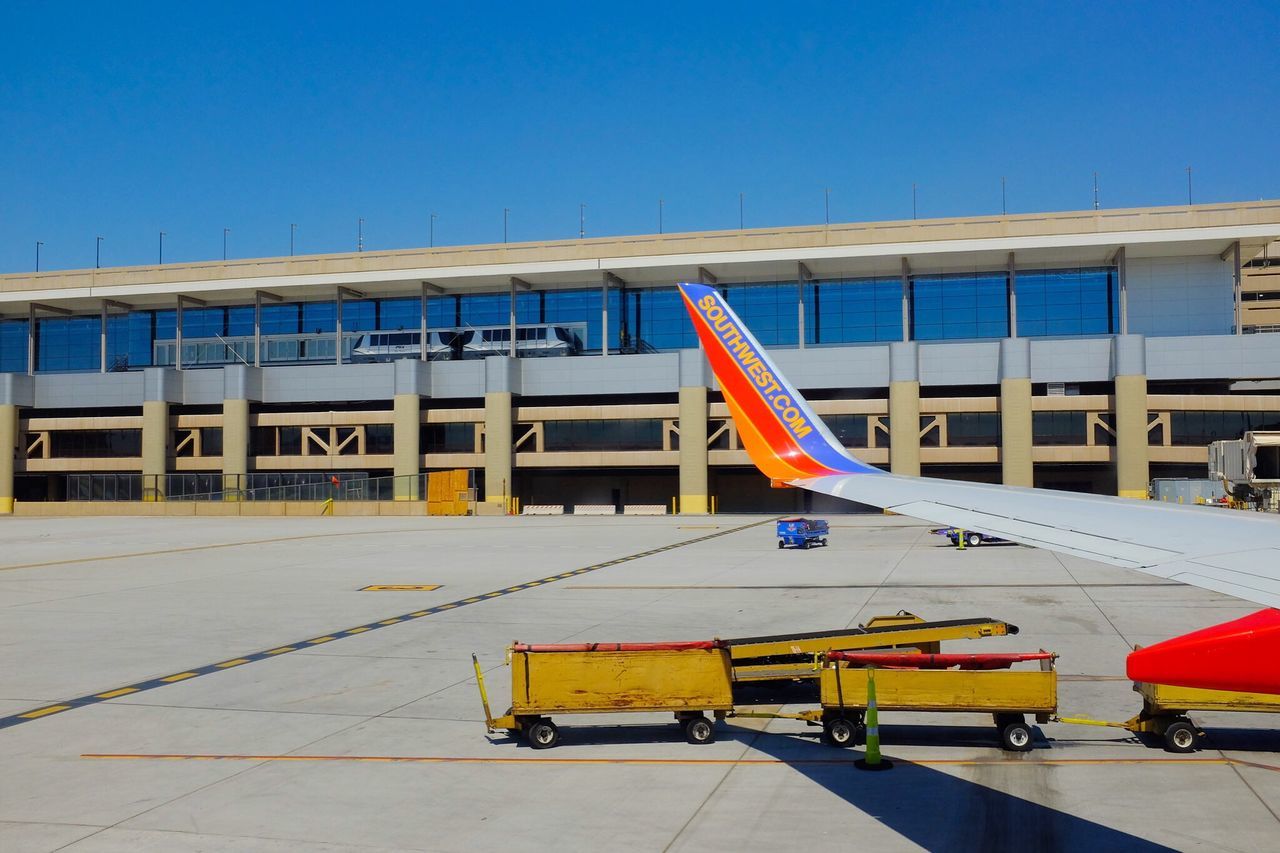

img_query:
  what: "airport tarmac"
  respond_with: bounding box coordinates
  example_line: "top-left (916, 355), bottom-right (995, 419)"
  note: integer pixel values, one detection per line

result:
top-left (1, 513), bottom-right (1277, 852)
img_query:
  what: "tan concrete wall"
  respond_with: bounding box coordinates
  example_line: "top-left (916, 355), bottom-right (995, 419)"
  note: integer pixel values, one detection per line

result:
top-left (0, 404), bottom-right (16, 514)
top-left (1000, 378), bottom-right (1034, 487)
top-left (1115, 374), bottom-right (1150, 498)
top-left (393, 394), bottom-right (421, 499)
top-left (678, 386), bottom-right (709, 514)
top-left (484, 391), bottom-right (513, 507)
top-left (222, 398), bottom-right (249, 492)
top-left (12, 500), bottom-right (429, 517)
top-left (889, 380), bottom-right (921, 477)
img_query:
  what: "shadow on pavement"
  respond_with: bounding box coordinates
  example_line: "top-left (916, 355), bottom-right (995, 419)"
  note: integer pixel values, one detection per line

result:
top-left (741, 722), bottom-right (1177, 852)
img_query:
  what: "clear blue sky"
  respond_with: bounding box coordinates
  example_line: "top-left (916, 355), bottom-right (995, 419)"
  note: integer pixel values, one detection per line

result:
top-left (2, 2), bottom-right (1276, 273)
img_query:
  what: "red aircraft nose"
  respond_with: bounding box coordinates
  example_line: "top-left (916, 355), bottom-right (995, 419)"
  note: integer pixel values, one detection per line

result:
top-left (1126, 608), bottom-right (1280, 695)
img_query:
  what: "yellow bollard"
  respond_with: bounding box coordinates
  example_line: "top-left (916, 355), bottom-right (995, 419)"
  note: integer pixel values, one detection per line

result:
top-left (856, 668), bottom-right (893, 771)
top-left (956, 529), bottom-right (966, 550)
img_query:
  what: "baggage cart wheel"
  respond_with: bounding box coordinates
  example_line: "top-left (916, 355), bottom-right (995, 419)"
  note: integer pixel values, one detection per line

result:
top-left (965, 532), bottom-right (983, 548)
top-left (778, 540), bottom-right (784, 549)
top-left (999, 719), bottom-right (1033, 752)
top-left (683, 715), bottom-right (715, 745)
top-left (1163, 718), bottom-right (1199, 754)
top-left (526, 718), bottom-right (559, 749)
top-left (823, 717), bottom-right (859, 748)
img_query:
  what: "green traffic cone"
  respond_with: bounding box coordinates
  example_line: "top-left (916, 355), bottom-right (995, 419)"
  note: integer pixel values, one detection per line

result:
top-left (856, 668), bottom-right (893, 771)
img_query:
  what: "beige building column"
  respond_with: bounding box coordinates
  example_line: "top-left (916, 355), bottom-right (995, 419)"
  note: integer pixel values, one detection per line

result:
top-left (888, 342), bottom-right (920, 477)
top-left (220, 365), bottom-right (259, 499)
top-left (141, 368), bottom-right (181, 501)
top-left (482, 357), bottom-right (518, 510)
top-left (678, 386), bottom-right (709, 514)
top-left (1113, 335), bottom-right (1149, 499)
top-left (0, 403), bottom-right (17, 514)
top-left (393, 394), bottom-right (421, 500)
top-left (392, 359), bottom-right (428, 500)
top-left (999, 339), bottom-right (1033, 487)
top-left (142, 400), bottom-right (169, 500)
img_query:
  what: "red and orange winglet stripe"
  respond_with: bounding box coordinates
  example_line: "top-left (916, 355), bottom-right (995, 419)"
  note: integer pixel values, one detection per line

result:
top-left (677, 283), bottom-right (879, 480)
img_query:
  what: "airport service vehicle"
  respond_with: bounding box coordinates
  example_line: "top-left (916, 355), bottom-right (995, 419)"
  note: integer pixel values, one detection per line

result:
top-left (677, 281), bottom-right (1280, 696)
top-left (776, 517), bottom-right (829, 549)
top-left (931, 527), bottom-right (1007, 548)
top-left (352, 324), bottom-right (580, 361)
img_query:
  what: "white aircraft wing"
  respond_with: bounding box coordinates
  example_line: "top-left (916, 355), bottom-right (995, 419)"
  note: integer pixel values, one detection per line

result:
top-left (677, 281), bottom-right (1280, 611)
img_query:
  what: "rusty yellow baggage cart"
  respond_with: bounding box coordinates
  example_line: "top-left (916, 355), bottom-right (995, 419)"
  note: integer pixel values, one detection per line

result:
top-left (473, 640), bottom-right (734, 748)
top-left (735, 650), bottom-right (1058, 751)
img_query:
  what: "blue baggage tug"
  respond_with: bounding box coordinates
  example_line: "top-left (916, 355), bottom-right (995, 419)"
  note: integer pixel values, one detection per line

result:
top-left (776, 517), bottom-right (829, 549)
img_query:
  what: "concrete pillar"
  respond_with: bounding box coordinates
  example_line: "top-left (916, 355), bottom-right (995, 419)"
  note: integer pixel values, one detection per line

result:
top-left (484, 392), bottom-right (513, 508)
top-left (999, 338), bottom-right (1033, 487)
top-left (220, 366), bottom-right (260, 499)
top-left (142, 400), bottom-right (169, 500)
top-left (0, 404), bottom-right (17, 514)
top-left (222, 398), bottom-right (249, 496)
top-left (483, 357), bottom-right (518, 509)
top-left (393, 394), bottom-right (421, 500)
top-left (1113, 335), bottom-right (1149, 499)
top-left (678, 386), bottom-right (709, 514)
top-left (888, 342), bottom-right (920, 477)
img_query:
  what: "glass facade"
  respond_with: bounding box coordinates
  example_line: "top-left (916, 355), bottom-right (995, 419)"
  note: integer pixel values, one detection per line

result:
top-left (1016, 267), bottom-right (1116, 337)
top-left (913, 273), bottom-right (1009, 341)
top-left (1169, 411), bottom-right (1280, 446)
top-left (542, 419), bottom-right (664, 452)
top-left (1033, 412), bottom-right (1087, 445)
top-left (946, 413), bottom-right (1001, 446)
top-left (0, 264), bottom-right (1131, 374)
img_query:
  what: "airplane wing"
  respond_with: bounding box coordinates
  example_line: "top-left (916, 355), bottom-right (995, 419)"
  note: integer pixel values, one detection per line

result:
top-left (678, 281), bottom-right (1280, 611)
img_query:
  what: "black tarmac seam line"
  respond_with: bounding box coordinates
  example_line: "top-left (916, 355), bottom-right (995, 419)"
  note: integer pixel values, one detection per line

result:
top-left (0, 517), bottom-right (773, 732)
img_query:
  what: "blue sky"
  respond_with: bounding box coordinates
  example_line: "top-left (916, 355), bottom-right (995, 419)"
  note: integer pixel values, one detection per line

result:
top-left (1, 2), bottom-right (1276, 273)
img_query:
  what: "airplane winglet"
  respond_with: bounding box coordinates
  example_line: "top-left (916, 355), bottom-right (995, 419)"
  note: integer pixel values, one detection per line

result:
top-left (677, 282), bottom-right (881, 480)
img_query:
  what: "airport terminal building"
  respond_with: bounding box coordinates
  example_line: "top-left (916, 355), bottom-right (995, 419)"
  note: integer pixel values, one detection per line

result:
top-left (2, 201), bottom-right (1279, 514)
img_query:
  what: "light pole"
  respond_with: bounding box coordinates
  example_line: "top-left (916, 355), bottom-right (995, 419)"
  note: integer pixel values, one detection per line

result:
top-left (503, 208), bottom-right (509, 243)
top-left (825, 188), bottom-right (830, 225)
top-left (429, 213), bottom-right (437, 247)
top-left (223, 228), bottom-right (230, 261)
top-left (96, 236), bottom-right (103, 268)
top-left (658, 198), bottom-right (664, 234)
top-left (1186, 166), bottom-right (1193, 205)
top-left (739, 192), bottom-right (744, 229)
top-left (1001, 177), bottom-right (1007, 215)
top-left (1093, 172), bottom-right (1100, 210)
top-left (159, 231), bottom-right (166, 264)
top-left (290, 223), bottom-right (297, 256)
top-left (358, 218), bottom-right (364, 252)
top-left (579, 203), bottom-right (586, 239)
top-left (35, 241), bottom-right (43, 272)
top-left (912, 183), bottom-right (918, 220)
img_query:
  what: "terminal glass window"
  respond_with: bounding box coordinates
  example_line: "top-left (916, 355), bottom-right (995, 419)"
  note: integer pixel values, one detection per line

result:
top-left (49, 429), bottom-right (142, 458)
top-left (0, 320), bottom-right (28, 372)
top-left (806, 278), bottom-right (903, 344)
top-left (820, 414), bottom-right (868, 447)
top-left (625, 287), bottom-right (699, 351)
top-left (542, 419), bottom-right (664, 452)
top-left (1033, 411), bottom-right (1086, 445)
top-left (912, 273), bottom-right (1009, 341)
top-left (1169, 411), bottom-right (1280, 446)
top-left (946, 413), bottom-right (1001, 446)
top-left (722, 282), bottom-right (799, 347)
top-left (1016, 267), bottom-right (1115, 337)
top-left (423, 423), bottom-right (475, 453)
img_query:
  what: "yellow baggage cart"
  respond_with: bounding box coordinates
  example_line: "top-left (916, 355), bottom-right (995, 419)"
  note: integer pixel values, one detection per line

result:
top-left (473, 640), bottom-right (734, 748)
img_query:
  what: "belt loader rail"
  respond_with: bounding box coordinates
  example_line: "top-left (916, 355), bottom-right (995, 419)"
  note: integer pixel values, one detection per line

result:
top-left (726, 612), bottom-right (1018, 683)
